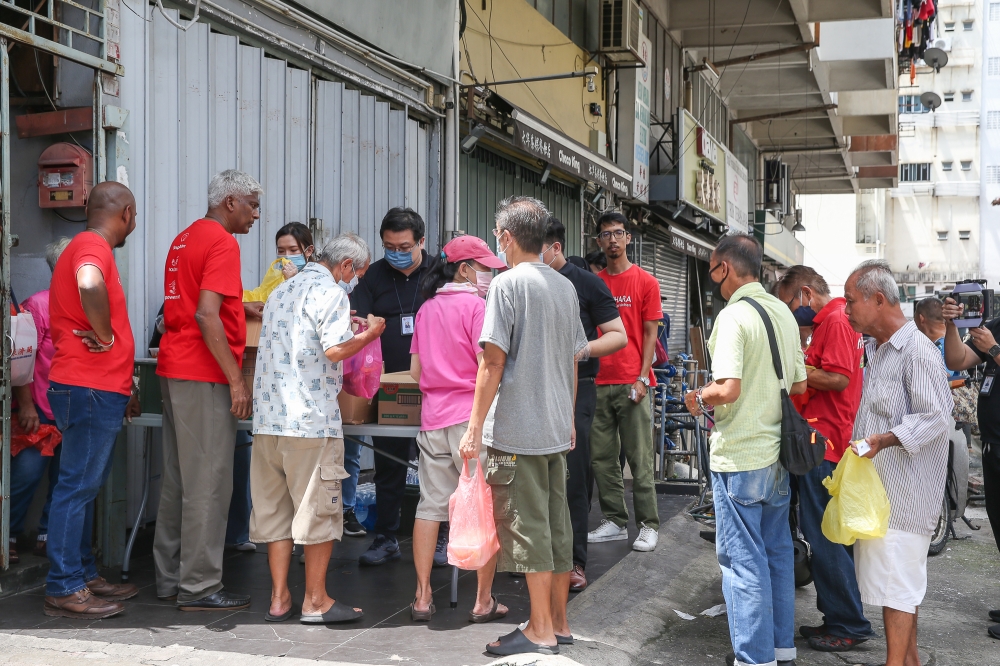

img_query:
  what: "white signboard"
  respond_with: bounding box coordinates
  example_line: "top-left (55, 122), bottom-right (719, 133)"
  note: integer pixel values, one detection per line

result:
top-left (631, 26), bottom-right (652, 203)
top-left (725, 150), bottom-right (749, 234)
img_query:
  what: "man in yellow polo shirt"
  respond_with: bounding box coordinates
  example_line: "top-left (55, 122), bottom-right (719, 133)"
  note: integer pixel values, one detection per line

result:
top-left (685, 234), bottom-right (807, 666)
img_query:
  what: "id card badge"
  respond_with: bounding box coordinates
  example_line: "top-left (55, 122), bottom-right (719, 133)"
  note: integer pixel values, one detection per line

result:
top-left (400, 313), bottom-right (415, 336)
top-left (982, 371), bottom-right (996, 397)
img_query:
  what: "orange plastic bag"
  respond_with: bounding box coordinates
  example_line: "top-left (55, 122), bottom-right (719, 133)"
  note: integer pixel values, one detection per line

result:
top-left (447, 459), bottom-right (500, 570)
top-left (11, 423), bottom-right (61, 458)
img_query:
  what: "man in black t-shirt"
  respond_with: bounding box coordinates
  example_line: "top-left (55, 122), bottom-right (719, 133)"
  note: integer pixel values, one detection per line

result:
top-left (941, 298), bottom-right (1000, 637)
top-left (541, 219), bottom-right (627, 591)
top-left (351, 208), bottom-right (429, 566)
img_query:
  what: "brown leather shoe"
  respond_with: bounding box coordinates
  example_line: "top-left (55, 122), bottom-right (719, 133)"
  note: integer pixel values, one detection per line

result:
top-left (8, 543), bottom-right (19, 565)
top-left (44, 589), bottom-right (124, 619)
top-left (33, 537), bottom-right (47, 558)
top-left (569, 564), bottom-right (587, 592)
top-left (86, 576), bottom-right (139, 601)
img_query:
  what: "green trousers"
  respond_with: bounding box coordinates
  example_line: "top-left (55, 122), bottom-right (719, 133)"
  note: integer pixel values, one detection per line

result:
top-left (591, 384), bottom-right (660, 530)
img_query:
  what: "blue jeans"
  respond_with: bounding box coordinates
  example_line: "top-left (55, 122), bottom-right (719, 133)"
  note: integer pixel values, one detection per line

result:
top-left (225, 431), bottom-right (253, 545)
top-left (342, 436), bottom-right (362, 511)
top-left (45, 382), bottom-right (129, 597)
top-left (713, 461), bottom-right (796, 666)
top-left (795, 460), bottom-right (873, 639)
top-left (9, 412), bottom-right (60, 536)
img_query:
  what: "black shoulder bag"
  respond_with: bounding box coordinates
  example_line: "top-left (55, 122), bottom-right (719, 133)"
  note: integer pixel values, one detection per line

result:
top-left (742, 297), bottom-right (827, 476)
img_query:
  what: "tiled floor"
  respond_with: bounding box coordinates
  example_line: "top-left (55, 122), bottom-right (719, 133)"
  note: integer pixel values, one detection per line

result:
top-left (0, 490), bottom-right (690, 665)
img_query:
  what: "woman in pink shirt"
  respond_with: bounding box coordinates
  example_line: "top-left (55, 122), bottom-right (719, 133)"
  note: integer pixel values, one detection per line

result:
top-left (408, 236), bottom-right (507, 623)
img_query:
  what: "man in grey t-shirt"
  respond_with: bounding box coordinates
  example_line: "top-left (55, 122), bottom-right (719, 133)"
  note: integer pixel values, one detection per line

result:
top-left (460, 196), bottom-right (587, 657)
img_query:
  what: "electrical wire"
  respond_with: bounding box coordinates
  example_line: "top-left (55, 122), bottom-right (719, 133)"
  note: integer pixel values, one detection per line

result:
top-left (121, 0), bottom-right (152, 21)
top-left (464, 27), bottom-right (574, 49)
top-left (33, 50), bottom-right (87, 151)
top-left (54, 210), bottom-right (87, 223)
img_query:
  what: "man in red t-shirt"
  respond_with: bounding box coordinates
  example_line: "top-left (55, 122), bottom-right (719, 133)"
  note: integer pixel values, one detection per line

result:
top-left (44, 182), bottom-right (141, 620)
top-left (153, 169), bottom-right (261, 611)
top-left (775, 266), bottom-right (872, 652)
top-left (588, 212), bottom-right (662, 553)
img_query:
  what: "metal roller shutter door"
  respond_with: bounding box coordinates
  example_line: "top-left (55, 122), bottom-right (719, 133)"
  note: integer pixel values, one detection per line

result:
top-left (635, 234), bottom-right (688, 355)
top-left (459, 146), bottom-right (582, 256)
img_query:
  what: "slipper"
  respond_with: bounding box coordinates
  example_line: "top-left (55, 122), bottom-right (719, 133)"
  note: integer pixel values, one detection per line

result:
top-left (486, 628), bottom-right (559, 656)
top-left (411, 599), bottom-right (435, 622)
top-left (264, 605), bottom-right (296, 622)
top-left (300, 601), bottom-right (364, 624)
top-left (989, 624), bottom-right (1000, 640)
top-left (469, 595), bottom-right (507, 623)
top-left (518, 620), bottom-right (574, 644)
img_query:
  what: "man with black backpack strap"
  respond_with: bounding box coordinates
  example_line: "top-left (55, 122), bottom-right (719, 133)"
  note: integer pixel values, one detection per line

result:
top-left (685, 233), bottom-right (807, 666)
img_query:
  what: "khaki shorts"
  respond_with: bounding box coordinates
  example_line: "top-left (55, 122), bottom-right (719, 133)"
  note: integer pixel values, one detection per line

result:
top-left (249, 435), bottom-right (347, 545)
top-left (485, 447), bottom-right (572, 574)
top-left (415, 422), bottom-right (488, 522)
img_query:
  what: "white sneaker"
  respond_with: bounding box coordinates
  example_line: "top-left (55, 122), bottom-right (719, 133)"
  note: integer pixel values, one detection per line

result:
top-left (632, 525), bottom-right (658, 552)
top-left (587, 519), bottom-right (628, 543)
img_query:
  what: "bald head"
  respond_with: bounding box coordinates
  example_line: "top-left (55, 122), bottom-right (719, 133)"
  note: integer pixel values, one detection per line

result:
top-left (87, 181), bottom-right (137, 248)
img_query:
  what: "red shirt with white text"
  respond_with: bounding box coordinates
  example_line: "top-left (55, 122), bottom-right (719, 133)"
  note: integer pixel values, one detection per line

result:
top-left (596, 264), bottom-right (662, 386)
top-left (49, 232), bottom-right (135, 395)
top-left (157, 219), bottom-right (245, 384)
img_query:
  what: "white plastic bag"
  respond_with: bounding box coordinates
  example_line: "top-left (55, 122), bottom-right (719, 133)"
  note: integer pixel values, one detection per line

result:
top-left (10, 305), bottom-right (37, 386)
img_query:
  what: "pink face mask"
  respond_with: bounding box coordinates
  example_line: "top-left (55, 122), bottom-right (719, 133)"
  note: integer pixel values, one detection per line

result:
top-left (474, 269), bottom-right (493, 298)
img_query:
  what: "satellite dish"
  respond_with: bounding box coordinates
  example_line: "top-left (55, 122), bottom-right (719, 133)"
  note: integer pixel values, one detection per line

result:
top-left (923, 47), bottom-right (949, 73)
top-left (920, 91), bottom-right (943, 112)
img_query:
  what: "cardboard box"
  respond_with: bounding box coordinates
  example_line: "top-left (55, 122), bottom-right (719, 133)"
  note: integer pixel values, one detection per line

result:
top-left (242, 347), bottom-right (258, 378)
top-left (377, 371), bottom-right (422, 426)
top-left (246, 317), bottom-right (263, 347)
top-left (340, 392), bottom-right (377, 424)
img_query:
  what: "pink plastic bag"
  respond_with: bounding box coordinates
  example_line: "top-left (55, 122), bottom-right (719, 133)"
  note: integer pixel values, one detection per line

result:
top-left (447, 459), bottom-right (500, 570)
top-left (342, 323), bottom-right (382, 399)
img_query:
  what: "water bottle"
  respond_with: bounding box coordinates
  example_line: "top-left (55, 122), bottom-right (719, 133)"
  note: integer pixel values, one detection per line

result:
top-left (406, 459), bottom-right (420, 486)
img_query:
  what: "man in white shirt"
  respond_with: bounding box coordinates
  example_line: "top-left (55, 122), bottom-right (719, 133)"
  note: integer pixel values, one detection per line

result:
top-left (251, 232), bottom-right (385, 625)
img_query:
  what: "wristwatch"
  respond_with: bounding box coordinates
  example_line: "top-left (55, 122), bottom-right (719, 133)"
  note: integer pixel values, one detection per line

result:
top-left (989, 344), bottom-right (1000, 361)
top-left (637, 376), bottom-right (651, 387)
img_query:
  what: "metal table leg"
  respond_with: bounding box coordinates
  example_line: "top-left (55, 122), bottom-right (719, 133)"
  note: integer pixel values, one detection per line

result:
top-left (450, 565), bottom-right (459, 608)
top-left (121, 428), bottom-right (151, 583)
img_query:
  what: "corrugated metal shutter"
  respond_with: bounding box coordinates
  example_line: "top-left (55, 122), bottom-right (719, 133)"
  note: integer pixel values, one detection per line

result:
top-left (633, 232), bottom-right (688, 355)
top-left (459, 145), bottom-right (582, 256)
top-left (143, 9), bottom-right (428, 345)
top-left (313, 81), bottom-right (428, 257)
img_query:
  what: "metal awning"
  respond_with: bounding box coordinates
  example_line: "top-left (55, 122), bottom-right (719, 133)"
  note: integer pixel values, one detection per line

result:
top-left (511, 108), bottom-right (631, 199)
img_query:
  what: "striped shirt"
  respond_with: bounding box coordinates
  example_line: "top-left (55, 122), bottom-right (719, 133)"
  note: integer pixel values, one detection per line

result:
top-left (852, 321), bottom-right (952, 536)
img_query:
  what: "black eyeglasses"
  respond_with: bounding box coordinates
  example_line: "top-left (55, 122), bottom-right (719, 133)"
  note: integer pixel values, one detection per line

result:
top-left (597, 229), bottom-right (627, 240)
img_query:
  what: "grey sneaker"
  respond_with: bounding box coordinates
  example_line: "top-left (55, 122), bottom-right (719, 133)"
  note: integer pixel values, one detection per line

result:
top-left (359, 534), bottom-right (401, 566)
top-left (587, 519), bottom-right (628, 543)
top-left (433, 522), bottom-right (449, 568)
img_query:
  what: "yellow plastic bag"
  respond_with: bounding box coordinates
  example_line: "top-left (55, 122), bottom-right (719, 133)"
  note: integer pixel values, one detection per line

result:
top-left (243, 259), bottom-right (287, 303)
top-left (820, 448), bottom-right (890, 545)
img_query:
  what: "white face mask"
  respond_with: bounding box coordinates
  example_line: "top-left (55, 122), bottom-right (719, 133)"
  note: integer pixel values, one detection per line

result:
top-left (496, 232), bottom-right (511, 268)
top-left (338, 263), bottom-right (359, 294)
top-left (540, 244), bottom-right (558, 266)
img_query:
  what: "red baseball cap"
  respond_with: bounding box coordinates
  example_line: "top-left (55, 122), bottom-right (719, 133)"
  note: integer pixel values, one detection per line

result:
top-left (442, 235), bottom-right (507, 270)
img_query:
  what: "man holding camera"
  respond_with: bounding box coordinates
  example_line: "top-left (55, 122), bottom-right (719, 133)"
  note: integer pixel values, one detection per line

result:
top-left (941, 293), bottom-right (1000, 638)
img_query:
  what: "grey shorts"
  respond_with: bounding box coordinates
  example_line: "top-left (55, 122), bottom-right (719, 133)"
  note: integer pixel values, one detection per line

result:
top-left (415, 422), bottom-right (488, 522)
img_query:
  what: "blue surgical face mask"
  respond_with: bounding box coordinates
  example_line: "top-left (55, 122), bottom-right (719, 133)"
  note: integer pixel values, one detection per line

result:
top-left (792, 291), bottom-right (816, 326)
top-left (338, 264), bottom-right (359, 294)
top-left (284, 253), bottom-right (307, 270)
top-left (496, 232), bottom-right (510, 268)
top-left (384, 249), bottom-right (415, 270)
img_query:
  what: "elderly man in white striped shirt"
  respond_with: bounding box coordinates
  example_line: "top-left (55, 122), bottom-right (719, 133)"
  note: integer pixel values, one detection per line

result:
top-left (843, 260), bottom-right (952, 666)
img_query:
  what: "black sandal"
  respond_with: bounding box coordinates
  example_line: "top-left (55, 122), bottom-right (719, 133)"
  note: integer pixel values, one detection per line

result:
top-left (300, 601), bottom-right (363, 624)
top-left (469, 595), bottom-right (507, 623)
top-left (486, 628), bottom-right (559, 656)
top-left (264, 604), bottom-right (296, 622)
top-left (411, 599), bottom-right (435, 622)
top-left (519, 620), bottom-right (573, 644)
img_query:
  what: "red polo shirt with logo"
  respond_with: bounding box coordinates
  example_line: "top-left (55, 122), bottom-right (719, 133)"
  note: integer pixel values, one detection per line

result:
top-left (802, 297), bottom-right (864, 463)
top-left (596, 264), bottom-right (663, 386)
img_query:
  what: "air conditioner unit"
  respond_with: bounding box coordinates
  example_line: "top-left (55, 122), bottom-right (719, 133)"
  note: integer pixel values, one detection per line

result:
top-left (599, 0), bottom-right (645, 65)
top-left (932, 36), bottom-right (952, 52)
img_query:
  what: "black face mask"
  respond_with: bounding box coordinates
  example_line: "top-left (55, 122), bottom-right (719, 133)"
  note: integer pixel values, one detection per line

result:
top-left (709, 263), bottom-right (727, 303)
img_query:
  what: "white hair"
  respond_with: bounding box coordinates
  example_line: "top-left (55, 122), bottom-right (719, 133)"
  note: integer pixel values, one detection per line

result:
top-left (46, 236), bottom-right (70, 272)
top-left (849, 259), bottom-right (900, 306)
top-left (315, 232), bottom-right (370, 268)
top-left (207, 169), bottom-right (264, 209)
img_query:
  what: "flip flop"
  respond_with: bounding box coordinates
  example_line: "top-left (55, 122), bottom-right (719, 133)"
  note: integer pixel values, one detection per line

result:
top-left (469, 595), bottom-right (507, 623)
top-left (411, 599), bottom-right (435, 622)
top-left (300, 601), bottom-right (364, 624)
top-left (264, 605), bottom-right (296, 622)
top-left (518, 620), bottom-right (574, 644)
top-left (486, 628), bottom-right (559, 656)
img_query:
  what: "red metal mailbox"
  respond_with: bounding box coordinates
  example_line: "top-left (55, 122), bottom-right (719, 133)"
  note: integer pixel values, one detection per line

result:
top-left (38, 142), bottom-right (92, 209)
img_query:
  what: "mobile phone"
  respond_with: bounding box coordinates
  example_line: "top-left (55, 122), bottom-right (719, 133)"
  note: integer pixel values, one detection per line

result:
top-left (630, 388), bottom-right (637, 402)
top-left (854, 439), bottom-right (871, 456)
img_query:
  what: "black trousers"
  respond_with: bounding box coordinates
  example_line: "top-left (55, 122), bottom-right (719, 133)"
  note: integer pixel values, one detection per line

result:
top-left (983, 440), bottom-right (1000, 554)
top-left (567, 378), bottom-right (598, 569)
top-left (372, 436), bottom-right (415, 539)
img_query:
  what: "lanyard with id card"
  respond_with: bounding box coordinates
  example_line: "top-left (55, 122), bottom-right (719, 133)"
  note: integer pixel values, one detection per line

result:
top-left (393, 273), bottom-right (419, 337)
top-left (983, 369), bottom-right (996, 397)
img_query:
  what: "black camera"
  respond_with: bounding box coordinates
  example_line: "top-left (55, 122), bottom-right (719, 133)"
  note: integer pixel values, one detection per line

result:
top-left (951, 280), bottom-right (993, 328)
